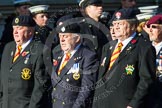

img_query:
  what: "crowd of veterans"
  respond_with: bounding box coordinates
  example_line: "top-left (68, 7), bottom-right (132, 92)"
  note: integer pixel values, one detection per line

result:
top-left (0, 0), bottom-right (162, 108)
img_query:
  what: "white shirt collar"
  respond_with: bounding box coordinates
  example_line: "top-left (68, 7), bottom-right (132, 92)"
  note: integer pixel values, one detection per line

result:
top-left (152, 41), bottom-right (162, 55)
top-left (60, 44), bottom-right (81, 67)
top-left (63, 44), bottom-right (81, 57)
top-left (17, 37), bottom-right (33, 52)
top-left (117, 32), bottom-right (136, 51)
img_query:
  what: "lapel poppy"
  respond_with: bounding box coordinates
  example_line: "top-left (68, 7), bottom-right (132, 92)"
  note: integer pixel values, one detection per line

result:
top-left (22, 51), bottom-right (29, 57)
top-left (53, 59), bottom-right (58, 66)
top-left (131, 39), bottom-right (137, 44)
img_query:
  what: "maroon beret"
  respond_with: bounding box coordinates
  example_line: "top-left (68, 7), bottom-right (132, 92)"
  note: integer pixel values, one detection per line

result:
top-left (147, 14), bottom-right (162, 25)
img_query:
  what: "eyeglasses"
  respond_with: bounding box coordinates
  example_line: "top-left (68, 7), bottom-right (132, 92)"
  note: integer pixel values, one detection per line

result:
top-left (147, 25), bottom-right (160, 29)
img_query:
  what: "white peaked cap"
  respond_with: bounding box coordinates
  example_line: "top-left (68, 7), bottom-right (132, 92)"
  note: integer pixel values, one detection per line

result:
top-left (29, 5), bottom-right (49, 14)
top-left (136, 13), bottom-right (155, 21)
top-left (138, 5), bottom-right (159, 13)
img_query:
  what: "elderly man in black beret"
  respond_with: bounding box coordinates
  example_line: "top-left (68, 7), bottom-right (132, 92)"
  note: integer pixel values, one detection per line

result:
top-left (0, 0), bottom-right (32, 63)
top-left (93, 8), bottom-right (156, 108)
top-left (51, 23), bottom-right (99, 108)
top-left (0, 15), bottom-right (51, 108)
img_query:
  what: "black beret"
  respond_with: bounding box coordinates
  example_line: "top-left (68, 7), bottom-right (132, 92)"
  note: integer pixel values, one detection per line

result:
top-left (79, 0), bottom-right (102, 8)
top-left (12, 15), bottom-right (36, 27)
top-left (57, 23), bottom-right (80, 34)
top-left (112, 8), bottom-right (140, 21)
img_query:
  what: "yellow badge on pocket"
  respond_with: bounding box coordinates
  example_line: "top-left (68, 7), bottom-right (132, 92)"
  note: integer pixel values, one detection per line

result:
top-left (21, 68), bottom-right (31, 80)
top-left (73, 72), bottom-right (80, 80)
top-left (125, 65), bottom-right (134, 75)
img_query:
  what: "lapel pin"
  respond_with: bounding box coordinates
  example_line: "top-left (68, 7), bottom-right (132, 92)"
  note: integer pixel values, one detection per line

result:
top-left (126, 47), bottom-right (132, 51)
top-left (58, 56), bottom-right (61, 59)
top-left (109, 46), bottom-right (113, 50)
top-left (22, 51), bottom-right (29, 57)
top-left (24, 54), bottom-right (30, 64)
top-left (101, 57), bottom-right (107, 67)
top-left (74, 57), bottom-right (81, 61)
top-left (11, 51), bottom-right (13, 56)
top-left (53, 59), bottom-right (58, 66)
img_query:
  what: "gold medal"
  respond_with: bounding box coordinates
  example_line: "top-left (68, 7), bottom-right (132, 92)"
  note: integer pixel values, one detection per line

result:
top-left (21, 68), bottom-right (31, 80)
top-left (73, 72), bottom-right (80, 80)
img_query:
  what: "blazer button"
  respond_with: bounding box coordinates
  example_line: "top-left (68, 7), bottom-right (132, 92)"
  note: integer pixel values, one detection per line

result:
top-left (53, 88), bottom-right (56, 91)
top-left (66, 78), bottom-right (69, 82)
top-left (62, 102), bottom-right (65, 105)
top-left (10, 69), bottom-right (12, 72)
top-left (53, 99), bottom-right (56, 103)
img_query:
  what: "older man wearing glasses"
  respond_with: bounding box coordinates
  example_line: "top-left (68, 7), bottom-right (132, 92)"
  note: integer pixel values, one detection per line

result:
top-left (146, 14), bottom-right (162, 108)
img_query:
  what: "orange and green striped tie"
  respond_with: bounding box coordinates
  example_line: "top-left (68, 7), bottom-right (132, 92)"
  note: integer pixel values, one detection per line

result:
top-left (109, 42), bottom-right (123, 70)
top-left (13, 45), bottom-right (22, 62)
top-left (58, 53), bottom-right (71, 75)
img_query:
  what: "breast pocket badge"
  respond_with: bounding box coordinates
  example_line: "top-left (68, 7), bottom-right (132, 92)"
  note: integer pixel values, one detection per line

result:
top-left (21, 68), bottom-right (31, 80)
top-left (125, 65), bottom-right (134, 75)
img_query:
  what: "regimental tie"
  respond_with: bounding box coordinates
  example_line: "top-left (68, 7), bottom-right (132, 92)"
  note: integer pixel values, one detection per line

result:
top-left (58, 53), bottom-right (71, 75)
top-left (13, 45), bottom-right (22, 63)
top-left (108, 42), bottom-right (123, 70)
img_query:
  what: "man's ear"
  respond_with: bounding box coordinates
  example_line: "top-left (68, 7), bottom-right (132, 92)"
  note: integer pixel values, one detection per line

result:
top-left (75, 35), bottom-right (81, 43)
top-left (131, 25), bottom-right (136, 31)
top-left (28, 27), bottom-right (34, 36)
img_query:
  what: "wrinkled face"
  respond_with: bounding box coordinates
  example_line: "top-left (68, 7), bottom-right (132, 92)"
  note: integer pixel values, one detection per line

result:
top-left (121, 0), bottom-right (136, 8)
top-left (16, 5), bottom-right (30, 15)
top-left (110, 25), bottom-right (117, 40)
top-left (85, 4), bottom-right (103, 20)
top-left (113, 20), bottom-right (133, 41)
top-left (148, 24), bottom-right (162, 43)
top-left (33, 13), bottom-right (48, 27)
top-left (59, 33), bottom-right (80, 53)
top-left (13, 26), bottom-right (33, 45)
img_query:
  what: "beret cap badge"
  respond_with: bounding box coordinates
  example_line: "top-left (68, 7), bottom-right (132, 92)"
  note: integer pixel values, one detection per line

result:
top-left (15, 18), bottom-right (19, 24)
top-left (115, 12), bottom-right (121, 20)
top-left (61, 27), bottom-right (66, 32)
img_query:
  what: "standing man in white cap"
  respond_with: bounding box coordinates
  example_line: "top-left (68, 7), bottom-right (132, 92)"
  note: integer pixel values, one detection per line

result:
top-left (29, 5), bottom-right (52, 44)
